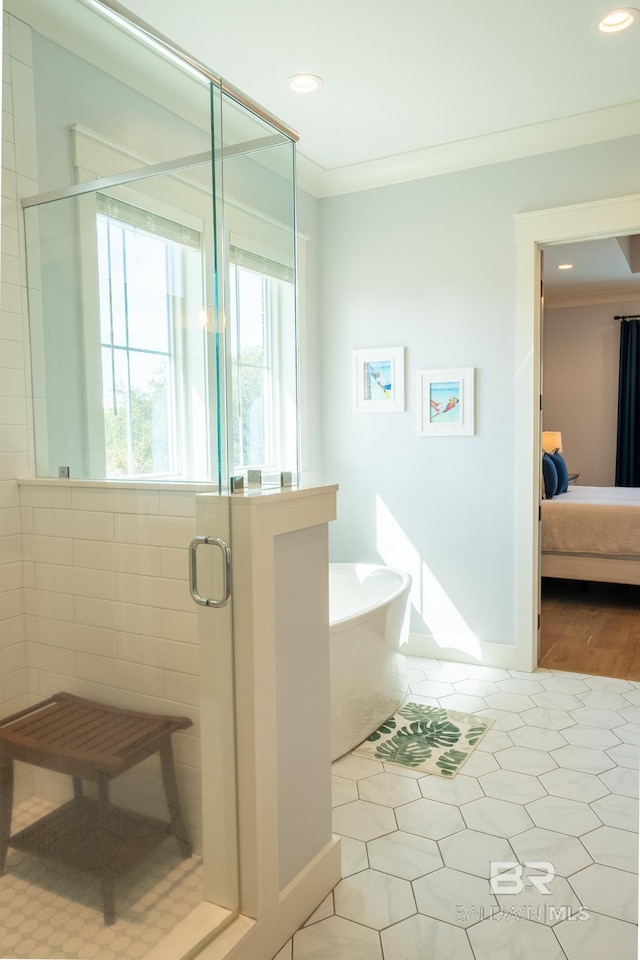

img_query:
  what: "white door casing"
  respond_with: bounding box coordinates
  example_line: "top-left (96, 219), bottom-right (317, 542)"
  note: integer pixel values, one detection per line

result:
top-left (514, 192), bottom-right (640, 671)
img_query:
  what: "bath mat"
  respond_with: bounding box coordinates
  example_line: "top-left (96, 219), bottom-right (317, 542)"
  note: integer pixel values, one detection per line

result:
top-left (351, 702), bottom-right (493, 777)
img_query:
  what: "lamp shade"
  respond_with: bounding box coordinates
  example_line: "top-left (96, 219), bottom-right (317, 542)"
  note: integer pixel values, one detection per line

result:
top-left (542, 431), bottom-right (563, 453)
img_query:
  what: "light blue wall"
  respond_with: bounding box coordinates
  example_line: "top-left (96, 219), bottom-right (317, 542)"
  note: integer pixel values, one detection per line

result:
top-left (317, 134), bottom-right (640, 647)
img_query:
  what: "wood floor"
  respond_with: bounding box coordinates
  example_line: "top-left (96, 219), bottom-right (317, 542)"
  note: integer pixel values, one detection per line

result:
top-left (539, 577), bottom-right (640, 680)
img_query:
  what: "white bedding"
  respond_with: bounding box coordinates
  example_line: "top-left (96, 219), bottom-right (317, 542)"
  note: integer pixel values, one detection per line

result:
top-left (541, 485), bottom-right (640, 557)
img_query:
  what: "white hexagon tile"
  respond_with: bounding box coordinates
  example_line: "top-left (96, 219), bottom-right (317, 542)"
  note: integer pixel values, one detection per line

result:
top-left (288, 658), bottom-right (639, 960)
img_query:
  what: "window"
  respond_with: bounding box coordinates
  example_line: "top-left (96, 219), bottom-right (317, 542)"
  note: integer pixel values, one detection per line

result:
top-left (96, 196), bottom-right (202, 478)
top-left (94, 200), bottom-right (297, 481)
top-left (228, 245), bottom-right (297, 473)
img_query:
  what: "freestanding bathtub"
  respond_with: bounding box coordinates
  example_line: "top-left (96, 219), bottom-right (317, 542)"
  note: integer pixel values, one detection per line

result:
top-left (329, 563), bottom-right (411, 761)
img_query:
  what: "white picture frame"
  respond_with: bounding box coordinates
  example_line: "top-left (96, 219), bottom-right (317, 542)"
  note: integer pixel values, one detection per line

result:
top-left (353, 347), bottom-right (405, 413)
top-left (417, 367), bottom-right (475, 436)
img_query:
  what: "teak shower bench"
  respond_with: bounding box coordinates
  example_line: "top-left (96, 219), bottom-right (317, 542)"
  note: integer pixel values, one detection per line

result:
top-left (0, 692), bottom-right (192, 924)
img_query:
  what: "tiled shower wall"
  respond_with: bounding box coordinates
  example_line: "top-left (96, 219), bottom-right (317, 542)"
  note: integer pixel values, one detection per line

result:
top-left (19, 480), bottom-right (207, 846)
top-left (1, 13), bottom-right (35, 748)
top-left (2, 15), bottom-right (209, 840)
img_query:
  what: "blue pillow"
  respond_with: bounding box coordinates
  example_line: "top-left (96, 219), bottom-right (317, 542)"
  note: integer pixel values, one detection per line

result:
top-left (550, 451), bottom-right (569, 494)
top-left (542, 453), bottom-right (558, 499)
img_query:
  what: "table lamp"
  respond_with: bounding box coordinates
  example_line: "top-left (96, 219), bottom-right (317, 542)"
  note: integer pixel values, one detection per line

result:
top-left (542, 431), bottom-right (563, 454)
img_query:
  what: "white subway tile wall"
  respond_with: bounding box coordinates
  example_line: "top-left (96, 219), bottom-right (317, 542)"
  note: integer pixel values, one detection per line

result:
top-left (1, 15), bottom-right (32, 809)
top-left (2, 13), bottom-right (206, 845)
top-left (19, 481), bottom-right (204, 847)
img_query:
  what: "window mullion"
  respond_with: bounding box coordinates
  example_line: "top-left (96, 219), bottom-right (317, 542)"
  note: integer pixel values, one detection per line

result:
top-left (165, 243), bottom-right (177, 475)
top-left (122, 230), bottom-right (134, 475)
top-left (263, 277), bottom-right (274, 466)
top-left (106, 222), bottom-right (117, 415)
top-left (234, 265), bottom-right (244, 466)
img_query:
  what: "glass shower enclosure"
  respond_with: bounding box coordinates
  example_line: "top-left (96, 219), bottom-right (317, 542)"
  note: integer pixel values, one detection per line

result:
top-left (5, 0), bottom-right (299, 957)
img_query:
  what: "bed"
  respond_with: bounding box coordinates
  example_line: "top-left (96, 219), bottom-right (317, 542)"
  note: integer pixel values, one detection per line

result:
top-left (541, 485), bottom-right (640, 585)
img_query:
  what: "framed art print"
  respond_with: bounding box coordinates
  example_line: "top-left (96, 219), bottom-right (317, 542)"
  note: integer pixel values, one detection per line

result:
top-left (353, 347), bottom-right (405, 413)
top-left (418, 367), bottom-right (475, 436)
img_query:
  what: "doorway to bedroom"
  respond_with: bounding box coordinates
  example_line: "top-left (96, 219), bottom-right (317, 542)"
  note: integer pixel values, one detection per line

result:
top-left (538, 235), bottom-right (640, 679)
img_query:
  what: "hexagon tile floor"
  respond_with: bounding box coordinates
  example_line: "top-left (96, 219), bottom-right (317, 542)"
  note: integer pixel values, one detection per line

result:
top-left (1, 658), bottom-right (638, 960)
top-left (276, 658), bottom-right (639, 960)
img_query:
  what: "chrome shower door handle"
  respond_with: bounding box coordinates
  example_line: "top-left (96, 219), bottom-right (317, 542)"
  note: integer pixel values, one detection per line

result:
top-left (189, 535), bottom-right (232, 607)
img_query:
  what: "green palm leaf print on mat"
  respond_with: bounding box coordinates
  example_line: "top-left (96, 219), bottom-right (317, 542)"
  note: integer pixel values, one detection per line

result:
top-left (352, 702), bottom-right (493, 777)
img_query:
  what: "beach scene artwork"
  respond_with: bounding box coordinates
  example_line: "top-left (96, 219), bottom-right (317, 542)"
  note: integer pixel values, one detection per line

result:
top-left (417, 367), bottom-right (474, 435)
top-left (364, 359), bottom-right (393, 401)
top-left (429, 378), bottom-right (462, 423)
top-left (354, 347), bottom-right (405, 412)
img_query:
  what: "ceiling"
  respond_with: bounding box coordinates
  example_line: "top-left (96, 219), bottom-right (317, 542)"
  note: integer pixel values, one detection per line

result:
top-left (116, 0), bottom-right (640, 197)
top-left (91, 0), bottom-right (640, 306)
top-left (17, 0), bottom-right (640, 305)
top-left (543, 236), bottom-right (640, 307)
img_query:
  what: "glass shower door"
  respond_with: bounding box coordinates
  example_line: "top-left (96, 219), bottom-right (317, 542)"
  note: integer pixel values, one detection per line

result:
top-left (19, 171), bottom-right (239, 960)
top-left (10, 1), bottom-right (239, 955)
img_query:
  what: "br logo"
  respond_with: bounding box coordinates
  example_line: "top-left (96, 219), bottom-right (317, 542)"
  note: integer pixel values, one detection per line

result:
top-left (489, 861), bottom-right (555, 895)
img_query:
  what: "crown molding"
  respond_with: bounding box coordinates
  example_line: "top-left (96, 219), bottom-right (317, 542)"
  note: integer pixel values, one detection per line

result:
top-left (12, 0), bottom-right (640, 203)
top-left (297, 100), bottom-right (640, 199)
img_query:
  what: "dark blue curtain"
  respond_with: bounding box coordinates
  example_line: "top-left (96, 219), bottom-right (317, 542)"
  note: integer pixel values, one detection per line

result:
top-left (615, 318), bottom-right (640, 486)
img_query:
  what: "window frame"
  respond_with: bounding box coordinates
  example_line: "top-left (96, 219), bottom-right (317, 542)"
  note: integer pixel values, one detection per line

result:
top-left (227, 237), bottom-right (297, 475)
top-left (72, 126), bottom-right (304, 484)
top-left (97, 210), bottom-right (181, 478)
top-left (79, 186), bottom-right (209, 481)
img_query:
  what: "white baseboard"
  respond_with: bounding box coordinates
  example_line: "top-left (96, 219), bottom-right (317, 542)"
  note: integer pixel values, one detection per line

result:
top-left (404, 632), bottom-right (519, 670)
top-left (194, 837), bottom-right (342, 960)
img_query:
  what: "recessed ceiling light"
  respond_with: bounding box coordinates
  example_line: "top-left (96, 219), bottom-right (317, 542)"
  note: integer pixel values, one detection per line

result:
top-left (599, 8), bottom-right (637, 32)
top-left (287, 74), bottom-right (323, 93)
top-left (558, 263), bottom-right (574, 270)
